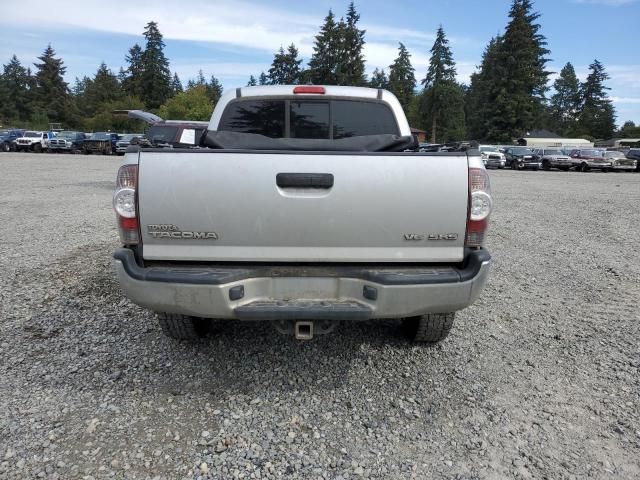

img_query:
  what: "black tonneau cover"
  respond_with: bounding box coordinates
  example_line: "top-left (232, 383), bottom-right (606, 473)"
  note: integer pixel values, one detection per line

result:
top-left (202, 131), bottom-right (416, 152)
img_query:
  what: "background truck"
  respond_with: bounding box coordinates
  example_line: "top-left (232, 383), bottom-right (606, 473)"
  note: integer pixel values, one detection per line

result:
top-left (83, 132), bottom-right (119, 155)
top-left (47, 131), bottom-right (87, 153)
top-left (533, 148), bottom-right (572, 171)
top-left (112, 85), bottom-right (492, 343)
top-left (0, 129), bottom-right (25, 152)
top-left (15, 131), bottom-right (54, 152)
top-left (114, 109), bottom-right (209, 149)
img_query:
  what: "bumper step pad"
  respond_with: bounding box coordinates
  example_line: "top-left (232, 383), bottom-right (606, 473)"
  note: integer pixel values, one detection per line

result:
top-left (235, 300), bottom-right (372, 321)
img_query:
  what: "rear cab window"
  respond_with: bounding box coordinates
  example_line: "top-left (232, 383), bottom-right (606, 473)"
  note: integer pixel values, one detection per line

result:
top-left (218, 100), bottom-right (286, 138)
top-left (218, 98), bottom-right (399, 139)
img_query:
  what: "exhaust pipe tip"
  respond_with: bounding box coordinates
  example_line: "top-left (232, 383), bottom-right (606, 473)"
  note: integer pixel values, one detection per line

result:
top-left (295, 321), bottom-right (314, 340)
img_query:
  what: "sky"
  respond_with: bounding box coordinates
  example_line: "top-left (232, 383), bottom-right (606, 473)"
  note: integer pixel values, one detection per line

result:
top-left (0, 0), bottom-right (639, 124)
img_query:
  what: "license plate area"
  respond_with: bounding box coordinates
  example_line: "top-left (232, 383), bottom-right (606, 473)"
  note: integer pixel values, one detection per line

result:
top-left (268, 277), bottom-right (340, 300)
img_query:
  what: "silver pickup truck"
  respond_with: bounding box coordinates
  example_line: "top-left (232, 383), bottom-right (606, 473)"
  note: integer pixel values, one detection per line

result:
top-left (112, 85), bottom-right (492, 343)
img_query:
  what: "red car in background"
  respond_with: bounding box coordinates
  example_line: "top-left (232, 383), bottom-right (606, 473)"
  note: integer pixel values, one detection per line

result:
top-left (568, 149), bottom-right (612, 172)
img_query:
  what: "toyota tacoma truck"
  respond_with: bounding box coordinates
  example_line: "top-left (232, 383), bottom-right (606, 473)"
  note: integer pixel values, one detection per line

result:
top-left (112, 85), bottom-right (492, 343)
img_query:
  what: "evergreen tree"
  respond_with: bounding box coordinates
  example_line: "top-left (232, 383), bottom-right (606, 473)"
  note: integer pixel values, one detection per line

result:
top-left (578, 59), bottom-right (616, 139)
top-left (71, 76), bottom-right (91, 117)
top-left (268, 44), bottom-right (303, 85)
top-left (0, 75), bottom-right (11, 122)
top-left (368, 68), bottom-right (389, 89)
top-left (83, 62), bottom-right (122, 114)
top-left (308, 10), bottom-right (342, 85)
top-left (206, 75), bottom-right (223, 105)
top-left (420, 26), bottom-right (465, 142)
top-left (549, 62), bottom-right (581, 135)
top-left (388, 43), bottom-right (416, 111)
top-left (338, 2), bottom-right (366, 85)
top-left (466, 1), bottom-right (550, 141)
top-left (117, 67), bottom-right (127, 84)
top-left (617, 120), bottom-right (640, 138)
top-left (421, 27), bottom-right (455, 87)
top-left (0, 55), bottom-right (31, 122)
top-left (83, 95), bottom-right (146, 132)
top-left (285, 43), bottom-right (303, 84)
top-left (196, 70), bottom-right (207, 86)
top-left (258, 71), bottom-right (268, 86)
top-left (465, 36), bottom-right (502, 140)
top-left (487, 0), bottom-right (550, 141)
top-left (186, 70), bottom-right (204, 90)
top-left (247, 75), bottom-right (257, 87)
top-left (171, 73), bottom-right (183, 94)
top-left (139, 22), bottom-right (172, 109)
top-left (122, 44), bottom-right (143, 98)
top-left (32, 44), bottom-right (73, 123)
top-left (72, 76), bottom-right (89, 96)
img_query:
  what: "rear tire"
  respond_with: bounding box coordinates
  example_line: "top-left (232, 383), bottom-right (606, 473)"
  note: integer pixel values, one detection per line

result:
top-left (580, 163), bottom-right (589, 172)
top-left (1, 143), bottom-right (9, 152)
top-left (542, 160), bottom-right (550, 171)
top-left (403, 313), bottom-right (455, 343)
top-left (157, 312), bottom-right (210, 341)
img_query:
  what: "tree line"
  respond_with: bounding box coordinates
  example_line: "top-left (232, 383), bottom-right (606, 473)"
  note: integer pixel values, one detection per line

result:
top-left (0, 1), bottom-right (635, 142)
top-left (0, 21), bottom-right (224, 132)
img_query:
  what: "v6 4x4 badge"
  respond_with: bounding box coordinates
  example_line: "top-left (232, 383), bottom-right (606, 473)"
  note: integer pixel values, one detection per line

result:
top-left (404, 233), bottom-right (458, 241)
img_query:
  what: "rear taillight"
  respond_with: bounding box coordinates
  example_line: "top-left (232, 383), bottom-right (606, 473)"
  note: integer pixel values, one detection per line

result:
top-left (466, 167), bottom-right (492, 247)
top-left (113, 164), bottom-right (139, 244)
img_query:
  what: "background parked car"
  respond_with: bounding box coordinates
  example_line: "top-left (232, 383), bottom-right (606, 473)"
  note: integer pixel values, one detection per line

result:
top-left (0, 129), bottom-right (25, 152)
top-left (82, 132), bottom-right (119, 155)
top-left (479, 145), bottom-right (506, 168)
top-left (569, 149), bottom-right (612, 172)
top-left (602, 150), bottom-right (637, 171)
top-left (626, 148), bottom-right (640, 171)
top-left (115, 133), bottom-right (145, 155)
top-left (47, 131), bottom-right (87, 153)
top-left (15, 131), bottom-right (55, 152)
top-left (504, 147), bottom-right (541, 170)
top-left (534, 148), bottom-right (572, 171)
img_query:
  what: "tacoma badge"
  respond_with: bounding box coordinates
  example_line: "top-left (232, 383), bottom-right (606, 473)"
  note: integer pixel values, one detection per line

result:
top-left (147, 224), bottom-right (218, 240)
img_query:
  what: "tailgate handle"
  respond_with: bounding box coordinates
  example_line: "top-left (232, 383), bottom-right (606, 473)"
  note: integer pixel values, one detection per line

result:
top-left (276, 173), bottom-right (334, 189)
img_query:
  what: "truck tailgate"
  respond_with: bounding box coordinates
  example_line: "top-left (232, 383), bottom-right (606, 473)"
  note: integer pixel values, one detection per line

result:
top-left (138, 151), bottom-right (469, 263)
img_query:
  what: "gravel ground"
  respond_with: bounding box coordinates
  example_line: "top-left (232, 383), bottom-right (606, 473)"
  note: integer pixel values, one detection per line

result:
top-left (0, 152), bottom-right (639, 480)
